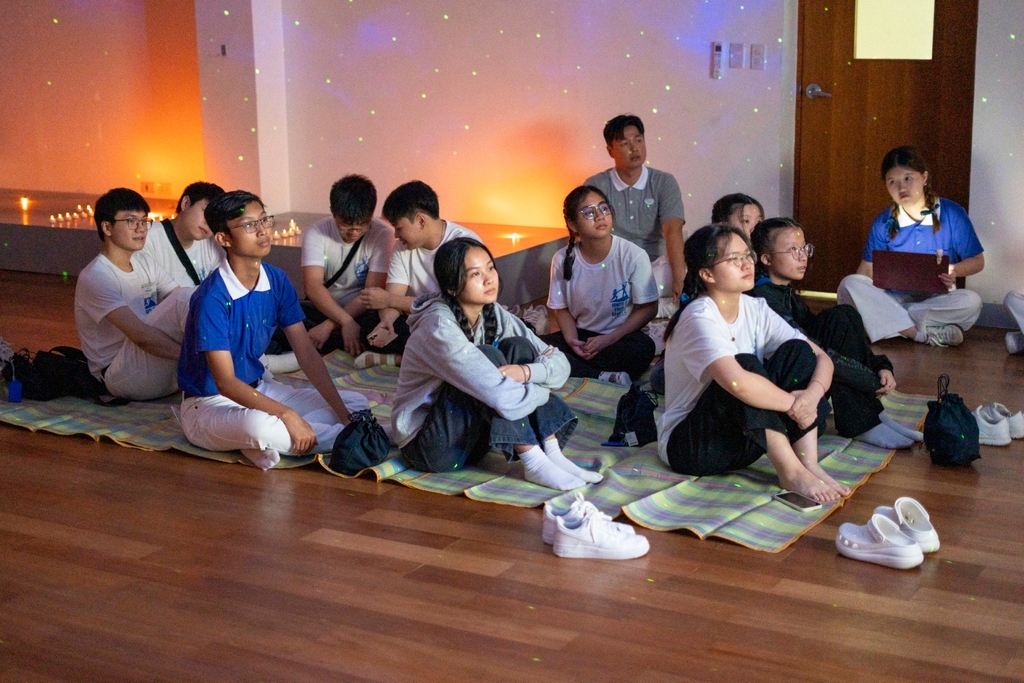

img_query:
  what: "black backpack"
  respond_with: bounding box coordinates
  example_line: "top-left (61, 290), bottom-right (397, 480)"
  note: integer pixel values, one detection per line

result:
top-left (604, 382), bottom-right (659, 447)
top-left (2, 346), bottom-right (111, 402)
top-left (923, 374), bottom-right (980, 466)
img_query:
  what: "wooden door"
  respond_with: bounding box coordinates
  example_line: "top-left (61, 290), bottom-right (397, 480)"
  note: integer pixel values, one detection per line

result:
top-left (793, 0), bottom-right (979, 292)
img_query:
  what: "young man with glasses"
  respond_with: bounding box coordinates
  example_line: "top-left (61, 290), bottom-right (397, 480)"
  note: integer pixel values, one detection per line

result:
top-left (300, 175), bottom-right (396, 356)
top-left (75, 188), bottom-right (193, 400)
top-left (585, 114), bottom-right (686, 305)
top-left (176, 190), bottom-right (369, 470)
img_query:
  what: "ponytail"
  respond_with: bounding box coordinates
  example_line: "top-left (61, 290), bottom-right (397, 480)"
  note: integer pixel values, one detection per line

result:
top-left (563, 232), bottom-right (577, 281)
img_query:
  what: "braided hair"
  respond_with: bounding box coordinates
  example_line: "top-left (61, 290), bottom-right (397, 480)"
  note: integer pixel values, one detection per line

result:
top-left (561, 185), bottom-right (612, 281)
top-left (881, 146), bottom-right (941, 240)
top-left (750, 217), bottom-right (804, 279)
top-left (664, 224), bottom-right (753, 342)
top-left (433, 237), bottom-right (499, 345)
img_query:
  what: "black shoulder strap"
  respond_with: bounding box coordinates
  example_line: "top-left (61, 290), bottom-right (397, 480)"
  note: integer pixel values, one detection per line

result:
top-left (323, 234), bottom-right (366, 289)
top-left (161, 219), bottom-right (201, 286)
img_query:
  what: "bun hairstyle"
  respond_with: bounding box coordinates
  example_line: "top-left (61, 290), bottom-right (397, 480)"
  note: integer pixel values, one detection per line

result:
top-left (663, 224), bottom-right (753, 342)
top-left (433, 237), bottom-right (499, 345)
top-left (881, 146), bottom-right (940, 239)
top-left (750, 217), bottom-right (805, 278)
top-left (711, 193), bottom-right (764, 225)
top-left (560, 185), bottom-right (612, 281)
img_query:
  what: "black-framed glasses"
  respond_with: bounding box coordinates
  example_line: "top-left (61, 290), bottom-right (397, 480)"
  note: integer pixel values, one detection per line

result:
top-left (235, 215), bottom-right (275, 234)
top-left (711, 251), bottom-right (756, 268)
top-left (578, 202), bottom-right (611, 221)
top-left (770, 244), bottom-right (815, 260)
top-left (112, 217), bottom-right (150, 230)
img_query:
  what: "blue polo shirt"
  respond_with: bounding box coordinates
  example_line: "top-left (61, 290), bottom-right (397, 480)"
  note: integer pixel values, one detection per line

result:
top-left (863, 198), bottom-right (983, 264)
top-left (178, 261), bottom-right (305, 397)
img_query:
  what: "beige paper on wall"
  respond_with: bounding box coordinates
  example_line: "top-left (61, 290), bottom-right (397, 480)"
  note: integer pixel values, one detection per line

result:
top-left (854, 0), bottom-right (935, 60)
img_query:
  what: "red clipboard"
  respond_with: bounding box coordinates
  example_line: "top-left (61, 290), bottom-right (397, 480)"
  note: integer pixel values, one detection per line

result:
top-left (872, 250), bottom-right (950, 294)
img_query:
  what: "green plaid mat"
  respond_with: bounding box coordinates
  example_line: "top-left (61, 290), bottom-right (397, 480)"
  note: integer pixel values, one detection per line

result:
top-left (0, 354), bottom-right (927, 552)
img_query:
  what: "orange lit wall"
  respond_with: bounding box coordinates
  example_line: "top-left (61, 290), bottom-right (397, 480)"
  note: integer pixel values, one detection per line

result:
top-left (0, 1), bottom-right (205, 199)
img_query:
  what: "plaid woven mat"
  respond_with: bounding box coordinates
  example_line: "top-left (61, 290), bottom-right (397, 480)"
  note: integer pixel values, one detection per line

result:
top-left (0, 353), bottom-right (927, 552)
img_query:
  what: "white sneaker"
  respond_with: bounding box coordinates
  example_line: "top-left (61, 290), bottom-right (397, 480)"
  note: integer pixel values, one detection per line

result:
top-left (980, 403), bottom-right (1024, 439)
top-left (1006, 331), bottom-right (1024, 355)
top-left (835, 514), bottom-right (924, 569)
top-left (521, 305), bottom-right (549, 335)
top-left (542, 492), bottom-right (634, 545)
top-left (924, 324), bottom-right (964, 347)
top-left (644, 320), bottom-right (669, 355)
top-left (973, 405), bottom-right (1011, 446)
top-left (553, 507), bottom-right (650, 559)
top-left (874, 497), bottom-right (940, 553)
top-left (264, 351), bottom-right (300, 375)
top-left (598, 371), bottom-right (632, 387)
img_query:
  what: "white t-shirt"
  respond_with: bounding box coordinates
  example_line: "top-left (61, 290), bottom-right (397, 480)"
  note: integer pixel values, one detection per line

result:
top-left (388, 221), bottom-right (481, 297)
top-left (301, 217), bottom-right (395, 306)
top-left (141, 220), bottom-right (224, 288)
top-left (657, 294), bottom-right (806, 463)
top-left (547, 235), bottom-right (659, 335)
top-left (74, 252), bottom-right (180, 376)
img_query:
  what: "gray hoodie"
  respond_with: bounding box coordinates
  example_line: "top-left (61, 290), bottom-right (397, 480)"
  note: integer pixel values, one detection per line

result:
top-left (390, 294), bottom-right (571, 447)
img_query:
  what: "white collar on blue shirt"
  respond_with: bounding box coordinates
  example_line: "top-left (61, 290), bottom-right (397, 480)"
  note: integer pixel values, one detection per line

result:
top-left (217, 261), bottom-right (271, 300)
top-left (610, 165), bottom-right (650, 192)
top-left (897, 202), bottom-right (939, 228)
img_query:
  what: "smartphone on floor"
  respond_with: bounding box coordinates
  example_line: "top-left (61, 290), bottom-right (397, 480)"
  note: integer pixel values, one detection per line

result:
top-left (774, 490), bottom-right (822, 512)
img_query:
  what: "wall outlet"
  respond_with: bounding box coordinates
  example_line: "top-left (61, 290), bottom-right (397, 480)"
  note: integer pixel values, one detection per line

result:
top-left (750, 44), bottom-right (766, 70)
top-left (729, 43), bottom-right (744, 69)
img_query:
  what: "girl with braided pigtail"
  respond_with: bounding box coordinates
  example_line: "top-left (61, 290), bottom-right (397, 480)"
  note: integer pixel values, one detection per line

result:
top-left (392, 238), bottom-right (601, 490)
top-left (540, 186), bottom-right (660, 386)
top-left (837, 146), bottom-right (984, 347)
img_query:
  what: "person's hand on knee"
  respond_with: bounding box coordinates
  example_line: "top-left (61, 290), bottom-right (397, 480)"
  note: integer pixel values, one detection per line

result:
top-left (281, 409), bottom-right (317, 454)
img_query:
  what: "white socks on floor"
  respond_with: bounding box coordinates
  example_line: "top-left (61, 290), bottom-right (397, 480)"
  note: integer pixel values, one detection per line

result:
top-left (544, 438), bottom-right (603, 484)
top-left (856, 423), bottom-right (914, 450)
top-left (519, 445), bottom-right (584, 490)
top-left (241, 447), bottom-right (281, 471)
top-left (598, 371), bottom-right (631, 386)
top-left (879, 413), bottom-right (924, 442)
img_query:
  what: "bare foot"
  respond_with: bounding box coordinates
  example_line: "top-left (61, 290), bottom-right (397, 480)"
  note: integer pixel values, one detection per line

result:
top-left (795, 452), bottom-right (851, 496)
top-left (776, 463), bottom-right (841, 502)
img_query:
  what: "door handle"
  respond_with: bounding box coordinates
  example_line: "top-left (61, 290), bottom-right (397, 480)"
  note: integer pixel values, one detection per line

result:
top-left (805, 83), bottom-right (832, 99)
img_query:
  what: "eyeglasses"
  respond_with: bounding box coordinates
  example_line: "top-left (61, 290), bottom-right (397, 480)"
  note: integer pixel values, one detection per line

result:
top-left (711, 251), bottom-right (756, 268)
top-left (770, 244), bottom-right (815, 260)
top-left (235, 215), bottom-right (275, 234)
top-left (578, 202), bottom-right (611, 221)
top-left (112, 217), bottom-right (150, 230)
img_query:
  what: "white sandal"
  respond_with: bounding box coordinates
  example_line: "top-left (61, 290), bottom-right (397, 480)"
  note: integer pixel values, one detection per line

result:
top-left (874, 497), bottom-right (940, 553)
top-left (835, 514), bottom-right (923, 569)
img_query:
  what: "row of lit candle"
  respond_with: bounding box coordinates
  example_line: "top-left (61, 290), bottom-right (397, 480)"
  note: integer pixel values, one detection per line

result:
top-left (272, 219), bottom-right (302, 240)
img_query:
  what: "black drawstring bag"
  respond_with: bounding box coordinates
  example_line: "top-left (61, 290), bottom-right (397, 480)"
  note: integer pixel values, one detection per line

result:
top-left (604, 382), bottom-right (659, 447)
top-left (923, 374), bottom-right (980, 466)
top-left (2, 346), bottom-right (109, 402)
top-left (324, 409), bottom-right (392, 475)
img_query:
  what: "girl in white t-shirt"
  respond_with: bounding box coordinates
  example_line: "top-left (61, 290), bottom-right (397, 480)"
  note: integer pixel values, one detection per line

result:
top-left (658, 224), bottom-right (849, 502)
top-left (541, 186), bottom-right (659, 385)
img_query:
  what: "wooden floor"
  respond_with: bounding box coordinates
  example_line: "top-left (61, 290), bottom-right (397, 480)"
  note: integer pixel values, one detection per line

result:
top-left (2, 269), bottom-right (1023, 682)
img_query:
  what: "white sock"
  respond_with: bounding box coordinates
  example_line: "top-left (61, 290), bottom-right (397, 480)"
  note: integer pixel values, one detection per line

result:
top-left (543, 438), bottom-right (603, 484)
top-left (518, 445), bottom-right (585, 490)
top-left (879, 413), bottom-right (924, 441)
top-left (241, 447), bottom-right (281, 471)
top-left (598, 371), bottom-right (631, 386)
top-left (354, 352), bottom-right (397, 369)
top-left (265, 352), bottom-right (300, 375)
top-left (856, 423), bottom-right (914, 449)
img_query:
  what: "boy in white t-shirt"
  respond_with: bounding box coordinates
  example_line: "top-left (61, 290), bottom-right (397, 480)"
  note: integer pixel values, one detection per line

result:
top-left (358, 180), bottom-right (481, 367)
top-left (301, 175), bottom-right (396, 356)
top-left (74, 188), bottom-right (192, 400)
top-left (142, 182), bottom-right (225, 288)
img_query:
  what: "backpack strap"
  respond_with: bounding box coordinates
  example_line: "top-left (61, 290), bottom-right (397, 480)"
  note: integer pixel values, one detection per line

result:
top-left (323, 234), bottom-right (366, 290)
top-left (161, 219), bottom-right (201, 286)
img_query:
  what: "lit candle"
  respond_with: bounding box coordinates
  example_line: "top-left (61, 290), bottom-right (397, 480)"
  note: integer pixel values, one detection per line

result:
top-left (65, 212), bottom-right (71, 219)
top-left (273, 230), bottom-right (280, 239)
top-left (73, 212), bottom-right (79, 219)
top-left (20, 197), bottom-right (29, 210)
top-left (50, 214), bottom-right (56, 223)
top-left (77, 204), bottom-right (83, 212)
top-left (86, 204), bottom-right (93, 215)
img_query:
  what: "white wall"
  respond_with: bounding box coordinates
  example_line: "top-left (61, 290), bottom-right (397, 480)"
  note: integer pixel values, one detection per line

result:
top-left (969, 1), bottom-right (1024, 306)
top-left (230, 0), bottom-right (795, 229)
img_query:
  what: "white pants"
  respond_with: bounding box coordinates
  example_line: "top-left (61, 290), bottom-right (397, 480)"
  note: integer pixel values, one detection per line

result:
top-left (1004, 290), bottom-right (1024, 331)
top-left (652, 254), bottom-right (679, 318)
top-left (179, 377), bottom-right (370, 455)
top-left (104, 287), bottom-right (192, 400)
top-left (836, 274), bottom-right (982, 343)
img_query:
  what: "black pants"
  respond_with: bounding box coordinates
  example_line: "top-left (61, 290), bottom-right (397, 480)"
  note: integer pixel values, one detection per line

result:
top-left (807, 305), bottom-right (884, 438)
top-left (540, 328), bottom-right (655, 381)
top-left (269, 303), bottom-right (410, 355)
top-left (665, 339), bottom-right (830, 476)
top-left (400, 337), bottom-right (577, 473)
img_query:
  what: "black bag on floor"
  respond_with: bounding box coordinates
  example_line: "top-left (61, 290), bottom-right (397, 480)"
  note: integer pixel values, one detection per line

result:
top-left (2, 346), bottom-right (109, 402)
top-left (923, 374), bottom-right (980, 466)
top-left (326, 409), bottom-right (391, 475)
top-left (604, 382), bottom-right (659, 447)
top-left (2, 349), bottom-right (52, 400)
